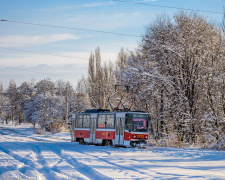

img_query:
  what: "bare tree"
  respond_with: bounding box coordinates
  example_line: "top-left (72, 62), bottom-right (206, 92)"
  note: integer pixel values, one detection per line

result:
top-left (87, 47), bottom-right (115, 109)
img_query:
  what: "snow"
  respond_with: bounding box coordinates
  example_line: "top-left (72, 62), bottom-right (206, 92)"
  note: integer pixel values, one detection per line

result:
top-left (0, 124), bottom-right (225, 179)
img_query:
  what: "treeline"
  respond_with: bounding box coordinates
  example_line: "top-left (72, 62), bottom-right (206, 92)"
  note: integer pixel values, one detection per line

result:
top-left (0, 79), bottom-right (89, 132)
top-left (0, 12), bottom-right (224, 149)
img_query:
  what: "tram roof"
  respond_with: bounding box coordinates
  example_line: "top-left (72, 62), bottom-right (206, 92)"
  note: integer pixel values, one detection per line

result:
top-left (84, 109), bottom-right (110, 113)
top-left (82, 109), bottom-right (147, 114)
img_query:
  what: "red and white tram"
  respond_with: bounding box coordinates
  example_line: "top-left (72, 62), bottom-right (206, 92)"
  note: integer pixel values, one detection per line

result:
top-left (70, 109), bottom-right (149, 147)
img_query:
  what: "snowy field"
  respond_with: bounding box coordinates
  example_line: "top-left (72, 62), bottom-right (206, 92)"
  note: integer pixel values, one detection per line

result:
top-left (0, 124), bottom-right (225, 180)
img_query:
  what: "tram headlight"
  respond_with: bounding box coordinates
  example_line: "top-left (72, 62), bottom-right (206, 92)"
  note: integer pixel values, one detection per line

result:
top-left (133, 135), bottom-right (136, 138)
top-left (145, 136), bottom-right (148, 139)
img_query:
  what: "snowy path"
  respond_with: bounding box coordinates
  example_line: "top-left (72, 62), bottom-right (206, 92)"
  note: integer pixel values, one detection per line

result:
top-left (0, 125), bottom-right (225, 179)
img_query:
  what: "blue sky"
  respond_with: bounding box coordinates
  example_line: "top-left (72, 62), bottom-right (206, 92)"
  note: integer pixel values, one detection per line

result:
top-left (0, 0), bottom-right (224, 88)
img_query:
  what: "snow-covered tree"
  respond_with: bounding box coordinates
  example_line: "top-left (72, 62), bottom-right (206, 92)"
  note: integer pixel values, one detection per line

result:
top-left (35, 78), bottom-right (56, 96)
top-left (116, 11), bottom-right (225, 148)
top-left (17, 80), bottom-right (35, 124)
top-left (0, 83), bottom-right (10, 124)
top-left (24, 93), bottom-right (66, 132)
top-left (5, 80), bottom-right (21, 125)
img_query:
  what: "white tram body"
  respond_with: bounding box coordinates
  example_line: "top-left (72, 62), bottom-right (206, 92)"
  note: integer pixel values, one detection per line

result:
top-left (70, 109), bottom-right (149, 147)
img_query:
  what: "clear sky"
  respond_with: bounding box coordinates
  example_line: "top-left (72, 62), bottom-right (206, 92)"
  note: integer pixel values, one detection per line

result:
top-left (0, 0), bottom-right (224, 89)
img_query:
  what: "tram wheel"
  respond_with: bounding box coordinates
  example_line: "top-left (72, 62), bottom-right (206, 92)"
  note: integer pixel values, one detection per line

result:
top-left (105, 140), bottom-right (109, 146)
top-left (79, 138), bottom-right (84, 144)
top-left (104, 140), bottom-right (112, 146)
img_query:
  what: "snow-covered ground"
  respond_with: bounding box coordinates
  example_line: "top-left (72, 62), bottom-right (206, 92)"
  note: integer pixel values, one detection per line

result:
top-left (0, 124), bottom-right (225, 180)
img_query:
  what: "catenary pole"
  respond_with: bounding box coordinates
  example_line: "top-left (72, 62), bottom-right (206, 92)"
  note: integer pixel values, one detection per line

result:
top-left (65, 87), bottom-right (68, 130)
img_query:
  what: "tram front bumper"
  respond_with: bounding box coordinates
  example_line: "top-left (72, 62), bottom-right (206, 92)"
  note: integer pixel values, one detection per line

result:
top-left (130, 139), bottom-right (147, 147)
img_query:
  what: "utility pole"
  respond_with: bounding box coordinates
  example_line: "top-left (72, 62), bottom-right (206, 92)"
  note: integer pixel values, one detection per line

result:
top-left (73, 92), bottom-right (76, 113)
top-left (65, 87), bottom-right (68, 130)
top-left (42, 87), bottom-right (46, 134)
top-left (103, 91), bottom-right (105, 109)
top-left (43, 98), bottom-right (46, 133)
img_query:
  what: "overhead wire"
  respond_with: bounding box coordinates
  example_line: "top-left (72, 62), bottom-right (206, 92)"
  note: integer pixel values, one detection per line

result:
top-left (0, 18), bottom-right (139, 78)
top-left (0, 47), bottom-right (89, 60)
top-left (0, 47), bottom-right (88, 80)
top-left (0, 19), bottom-right (141, 38)
top-left (0, 47), bottom-right (107, 80)
top-left (0, 65), bottom-right (77, 80)
top-left (112, 0), bottom-right (224, 15)
top-left (0, 46), bottom-right (109, 63)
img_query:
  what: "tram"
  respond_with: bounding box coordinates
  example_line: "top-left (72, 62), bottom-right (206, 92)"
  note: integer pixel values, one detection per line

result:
top-left (70, 85), bottom-right (149, 147)
top-left (70, 109), bottom-right (149, 147)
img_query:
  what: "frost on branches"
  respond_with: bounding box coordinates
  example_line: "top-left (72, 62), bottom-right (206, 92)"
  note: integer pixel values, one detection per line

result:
top-left (24, 93), bottom-right (65, 132)
top-left (0, 79), bottom-right (83, 133)
top-left (116, 12), bottom-right (225, 150)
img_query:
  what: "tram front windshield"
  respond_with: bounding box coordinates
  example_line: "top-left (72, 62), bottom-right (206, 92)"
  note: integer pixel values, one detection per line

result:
top-left (126, 113), bottom-right (149, 132)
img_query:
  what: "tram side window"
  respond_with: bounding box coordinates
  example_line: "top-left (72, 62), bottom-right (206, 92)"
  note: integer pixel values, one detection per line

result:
top-left (106, 115), bottom-right (114, 128)
top-left (98, 115), bottom-right (105, 128)
top-left (76, 115), bottom-right (83, 128)
top-left (98, 114), bottom-right (115, 128)
top-left (75, 115), bottom-right (90, 128)
top-left (83, 115), bottom-right (90, 128)
top-left (125, 114), bottom-right (132, 131)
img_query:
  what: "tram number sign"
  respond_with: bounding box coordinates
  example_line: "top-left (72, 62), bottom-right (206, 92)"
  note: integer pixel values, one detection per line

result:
top-left (136, 134), bottom-right (144, 139)
top-left (99, 124), bottom-right (104, 128)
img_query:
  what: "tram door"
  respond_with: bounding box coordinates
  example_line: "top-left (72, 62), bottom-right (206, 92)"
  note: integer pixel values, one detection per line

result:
top-left (90, 117), bottom-right (96, 143)
top-left (115, 118), bottom-right (124, 145)
top-left (71, 119), bottom-right (75, 142)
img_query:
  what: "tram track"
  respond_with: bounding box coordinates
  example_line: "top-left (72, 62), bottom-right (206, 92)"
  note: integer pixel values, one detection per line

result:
top-left (0, 126), bottom-right (110, 180)
top-left (0, 127), bottom-right (43, 142)
top-left (44, 143), bottom-right (110, 180)
top-left (0, 127), bottom-right (70, 143)
top-left (0, 138), bottom-right (81, 179)
top-left (1, 124), bottom-right (225, 179)
top-left (79, 150), bottom-right (154, 179)
top-left (0, 125), bottom-right (165, 179)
